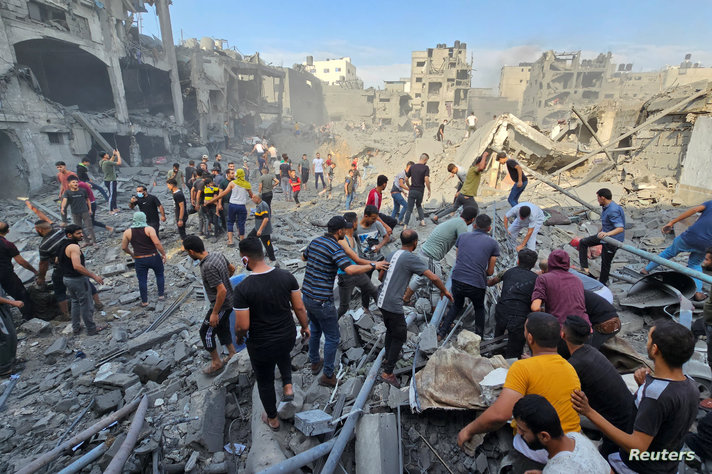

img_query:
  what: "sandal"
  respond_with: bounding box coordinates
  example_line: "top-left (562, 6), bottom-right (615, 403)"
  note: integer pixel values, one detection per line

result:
top-left (261, 412), bottom-right (280, 431)
top-left (202, 364), bottom-right (224, 376)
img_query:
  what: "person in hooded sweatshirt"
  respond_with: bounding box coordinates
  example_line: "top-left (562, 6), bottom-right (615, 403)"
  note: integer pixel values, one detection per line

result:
top-left (531, 249), bottom-right (589, 326)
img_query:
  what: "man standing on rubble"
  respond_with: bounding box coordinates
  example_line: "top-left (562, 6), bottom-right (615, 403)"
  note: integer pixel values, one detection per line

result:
top-left (233, 237), bottom-right (310, 431)
top-left (76, 157), bottom-right (109, 202)
top-left (61, 177), bottom-right (95, 246)
top-left (641, 201), bottom-right (712, 301)
top-left (489, 248), bottom-right (539, 358)
top-left (497, 152), bottom-right (528, 207)
top-left (56, 161), bottom-right (78, 223)
top-left (166, 179), bottom-right (187, 240)
top-left (572, 320), bottom-right (699, 474)
top-left (129, 185), bottom-right (166, 238)
top-left (465, 112), bottom-right (478, 137)
top-left (404, 206), bottom-right (477, 304)
top-left (504, 202), bottom-right (545, 251)
top-left (258, 167), bottom-right (278, 209)
top-left (302, 216), bottom-right (388, 387)
top-left (403, 153), bottom-right (431, 229)
top-left (438, 214), bottom-right (500, 339)
top-left (59, 224), bottom-right (105, 336)
top-left (298, 153), bottom-right (310, 186)
top-left (248, 194), bottom-right (276, 264)
top-left (391, 162), bottom-right (411, 225)
top-left (183, 235), bottom-right (237, 374)
top-left (0, 221), bottom-right (36, 319)
top-left (100, 150), bottom-right (122, 215)
top-left (562, 315), bottom-right (634, 458)
top-left (457, 312), bottom-right (581, 463)
top-left (121, 212), bottom-right (166, 307)
top-left (166, 163), bottom-right (185, 191)
top-left (532, 250), bottom-right (589, 326)
top-left (430, 163), bottom-right (474, 224)
top-left (313, 152), bottom-right (326, 191)
top-left (577, 188), bottom-right (625, 286)
top-left (377, 229), bottom-right (452, 387)
top-left (366, 175), bottom-right (397, 230)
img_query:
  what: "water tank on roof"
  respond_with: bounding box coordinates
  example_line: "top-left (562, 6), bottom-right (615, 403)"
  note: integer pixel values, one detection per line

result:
top-left (618, 64), bottom-right (625, 71)
top-left (454, 40), bottom-right (460, 48)
top-left (214, 40), bottom-right (223, 51)
top-left (685, 53), bottom-right (692, 60)
top-left (200, 37), bottom-right (214, 51)
top-left (306, 56), bottom-right (313, 66)
top-left (626, 63), bottom-right (633, 71)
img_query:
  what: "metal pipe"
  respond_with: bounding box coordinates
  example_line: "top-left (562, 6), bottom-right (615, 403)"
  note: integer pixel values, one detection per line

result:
top-left (0, 374), bottom-right (19, 412)
top-left (429, 275), bottom-right (452, 329)
top-left (104, 395), bottom-right (149, 474)
top-left (601, 236), bottom-right (712, 286)
top-left (321, 313), bottom-right (417, 474)
top-left (57, 440), bottom-right (111, 474)
top-left (17, 397), bottom-right (141, 474)
top-left (257, 439), bottom-right (338, 474)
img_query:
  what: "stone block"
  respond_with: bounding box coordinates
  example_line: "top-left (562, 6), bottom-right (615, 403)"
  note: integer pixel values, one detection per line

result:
top-left (132, 349), bottom-right (172, 384)
top-left (345, 347), bottom-right (365, 363)
top-left (455, 330), bottom-right (481, 356)
top-left (294, 409), bottom-right (333, 436)
top-left (126, 323), bottom-right (187, 354)
top-left (118, 291), bottom-right (140, 305)
top-left (21, 318), bottom-right (50, 335)
top-left (339, 316), bottom-right (359, 350)
top-left (303, 378), bottom-right (332, 407)
top-left (355, 413), bottom-right (398, 474)
top-left (245, 385), bottom-right (287, 472)
top-left (93, 362), bottom-right (140, 390)
top-left (70, 358), bottom-right (96, 377)
top-left (354, 312), bottom-right (374, 331)
top-left (340, 377), bottom-right (363, 401)
top-left (102, 263), bottom-right (128, 277)
top-left (212, 349), bottom-right (251, 387)
top-left (111, 325), bottom-right (128, 343)
top-left (94, 389), bottom-right (122, 414)
top-left (480, 367), bottom-right (508, 406)
top-left (387, 385), bottom-right (409, 409)
top-left (44, 337), bottom-right (67, 358)
top-left (173, 340), bottom-right (189, 363)
top-left (277, 386), bottom-right (304, 420)
top-left (418, 325), bottom-right (438, 355)
top-left (186, 386), bottom-right (226, 452)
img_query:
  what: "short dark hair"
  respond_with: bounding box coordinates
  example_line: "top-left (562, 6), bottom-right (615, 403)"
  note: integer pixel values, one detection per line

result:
top-left (55, 161), bottom-right (66, 166)
top-left (35, 219), bottom-right (51, 228)
top-left (67, 176), bottom-right (78, 183)
top-left (596, 188), bottom-right (613, 200)
top-left (343, 212), bottom-right (358, 225)
top-left (100, 152), bottom-right (109, 159)
top-left (215, 153), bottom-right (220, 158)
top-left (81, 157), bottom-right (90, 163)
top-left (166, 178), bottom-right (177, 186)
top-left (377, 175), bottom-right (388, 187)
top-left (420, 153), bottom-right (429, 161)
top-left (406, 161), bottom-right (415, 167)
top-left (239, 237), bottom-right (264, 259)
top-left (172, 162), bottom-right (179, 168)
top-left (475, 214), bottom-right (491, 230)
top-left (447, 163), bottom-right (457, 173)
top-left (203, 176), bottom-right (213, 184)
top-left (517, 248), bottom-right (538, 270)
top-left (0, 222), bottom-right (8, 234)
top-left (512, 395), bottom-right (564, 438)
top-left (460, 206), bottom-right (478, 222)
top-left (400, 229), bottom-right (418, 246)
top-left (651, 320), bottom-right (695, 368)
top-left (137, 185), bottom-right (147, 192)
top-left (497, 151), bottom-right (507, 159)
top-left (64, 224), bottom-right (82, 235)
top-left (525, 312), bottom-right (561, 348)
top-left (189, 160), bottom-right (195, 165)
top-left (519, 205), bottom-right (531, 219)
top-left (327, 216), bottom-right (348, 233)
top-left (364, 205), bottom-right (378, 217)
top-left (563, 315), bottom-right (591, 345)
top-left (706, 246), bottom-right (712, 256)
top-left (182, 235), bottom-right (205, 253)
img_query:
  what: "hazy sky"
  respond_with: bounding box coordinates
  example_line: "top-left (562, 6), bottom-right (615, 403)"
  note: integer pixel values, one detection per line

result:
top-left (141, 0), bottom-right (712, 90)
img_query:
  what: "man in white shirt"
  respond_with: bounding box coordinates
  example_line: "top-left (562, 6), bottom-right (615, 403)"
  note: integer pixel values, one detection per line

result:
top-left (505, 202), bottom-right (546, 251)
top-left (512, 394), bottom-right (611, 473)
top-left (466, 112), bottom-right (478, 137)
top-left (313, 152), bottom-right (325, 191)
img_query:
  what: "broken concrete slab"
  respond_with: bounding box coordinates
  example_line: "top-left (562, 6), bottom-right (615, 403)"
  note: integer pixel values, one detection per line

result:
top-left (340, 377), bottom-right (363, 402)
top-left (277, 386), bottom-right (304, 420)
top-left (338, 315), bottom-right (359, 350)
top-left (70, 358), bottom-right (96, 377)
top-left (345, 347), bottom-right (365, 363)
top-left (294, 409), bottom-right (333, 436)
top-left (94, 389), bottom-right (123, 414)
top-left (118, 291), bottom-right (141, 305)
top-left (93, 362), bottom-right (140, 390)
top-left (245, 384), bottom-right (287, 472)
top-left (418, 325), bottom-right (438, 354)
top-left (132, 349), bottom-right (172, 384)
top-left (455, 330), bottom-right (481, 356)
top-left (355, 413), bottom-right (398, 474)
top-left (303, 378), bottom-right (332, 407)
top-left (186, 386), bottom-right (226, 453)
top-left (387, 385), bottom-right (409, 409)
top-left (43, 337), bottom-right (67, 358)
top-left (102, 263), bottom-right (128, 276)
top-left (127, 323), bottom-right (188, 354)
top-left (20, 318), bottom-right (50, 335)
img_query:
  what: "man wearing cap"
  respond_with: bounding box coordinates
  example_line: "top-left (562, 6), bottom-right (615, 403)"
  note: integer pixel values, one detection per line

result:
top-left (302, 216), bottom-right (388, 386)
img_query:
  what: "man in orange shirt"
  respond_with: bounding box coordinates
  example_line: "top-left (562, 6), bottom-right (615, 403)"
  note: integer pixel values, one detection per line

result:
top-left (457, 312), bottom-right (580, 464)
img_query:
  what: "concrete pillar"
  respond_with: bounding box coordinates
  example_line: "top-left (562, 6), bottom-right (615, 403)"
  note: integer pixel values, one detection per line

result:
top-left (0, 14), bottom-right (16, 75)
top-left (354, 413), bottom-right (398, 474)
top-left (155, 0), bottom-right (184, 125)
top-left (197, 87), bottom-right (209, 143)
top-left (99, 10), bottom-right (129, 123)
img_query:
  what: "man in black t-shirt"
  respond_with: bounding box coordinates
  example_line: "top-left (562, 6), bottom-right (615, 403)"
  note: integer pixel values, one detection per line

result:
top-left (497, 152), bottom-right (528, 207)
top-left (488, 248), bottom-right (538, 358)
top-left (61, 177), bottom-right (95, 245)
top-left (572, 320), bottom-right (699, 474)
top-left (0, 220), bottom-right (36, 319)
top-left (403, 153), bottom-right (431, 228)
top-left (584, 289), bottom-right (621, 349)
top-left (167, 179), bottom-right (187, 240)
top-left (563, 315), bottom-right (635, 457)
top-left (129, 185), bottom-right (166, 237)
top-left (233, 238), bottom-right (310, 430)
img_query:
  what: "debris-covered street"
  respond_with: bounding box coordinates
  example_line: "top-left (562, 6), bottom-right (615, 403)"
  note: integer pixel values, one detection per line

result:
top-left (1, 1), bottom-right (712, 473)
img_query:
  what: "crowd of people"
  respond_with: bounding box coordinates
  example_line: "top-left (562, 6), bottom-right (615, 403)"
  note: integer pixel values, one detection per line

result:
top-left (2, 135), bottom-right (712, 474)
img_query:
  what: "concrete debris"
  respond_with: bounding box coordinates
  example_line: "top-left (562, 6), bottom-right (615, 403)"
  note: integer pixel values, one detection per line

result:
top-left (186, 387), bottom-right (226, 452)
top-left (294, 409), bottom-right (334, 437)
top-left (455, 330), bottom-right (481, 356)
top-left (93, 363), bottom-right (140, 390)
top-left (43, 336), bottom-right (67, 358)
top-left (480, 367), bottom-right (509, 406)
top-left (277, 386), bottom-right (305, 420)
top-left (338, 315), bottom-right (360, 350)
top-left (355, 413), bottom-right (399, 474)
top-left (20, 318), bottom-right (50, 335)
top-left (418, 325), bottom-right (438, 355)
top-left (94, 390), bottom-right (123, 415)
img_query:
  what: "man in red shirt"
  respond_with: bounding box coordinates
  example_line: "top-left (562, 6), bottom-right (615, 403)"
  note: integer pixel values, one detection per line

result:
top-left (366, 175), bottom-right (397, 233)
top-left (56, 161), bottom-right (78, 224)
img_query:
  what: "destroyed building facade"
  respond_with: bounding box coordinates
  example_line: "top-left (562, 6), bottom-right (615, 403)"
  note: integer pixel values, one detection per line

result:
top-left (410, 41), bottom-right (472, 126)
top-left (302, 55), bottom-right (363, 89)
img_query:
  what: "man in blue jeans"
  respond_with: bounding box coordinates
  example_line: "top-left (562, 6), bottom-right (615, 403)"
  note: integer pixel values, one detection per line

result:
top-left (641, 201), bottom-right (712, 301)
top-left (437, 214), bottom-right (500, 339)
top-left (391, 162), bottom-right (412, 224)
top-left (496, 152), bottom-right (528, 207)
top-left (301, 216), bottom-right (388, 386)
top-left (120, 212), bottom-right (166, 307)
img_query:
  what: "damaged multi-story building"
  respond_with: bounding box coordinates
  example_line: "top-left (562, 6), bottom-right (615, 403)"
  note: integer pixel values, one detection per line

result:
top-left (410, 41), bottom-right (472, 126)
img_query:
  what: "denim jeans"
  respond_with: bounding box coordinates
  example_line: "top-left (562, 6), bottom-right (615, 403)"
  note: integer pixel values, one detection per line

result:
top-left (507, 180), bottom-right (527, 207)
top-left (63, 276), bottom-right (96, 333)
top-left (390, 192), bottom-right (407, 222)
top-left (345, 192), bottom-right (354, 210)
top-left (227, 203), bottom-right (247, 236)
top-left (314, 172), bottom-right (325, 190)
top-left (134, 254), bottom-right (165, 303)
top-left (89, 181), bottom-right (109, 201)
top-left (438, 279), bottom-right (486, 338)
top-left (403, 189), bottom-right (425, 226)
top-left (644, 235), bottom-right (706, 292)
top-left (304, 295), bottom-right (340, 377)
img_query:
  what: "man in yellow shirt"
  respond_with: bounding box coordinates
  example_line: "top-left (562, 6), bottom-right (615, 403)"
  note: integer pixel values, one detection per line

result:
top-left (457, 312), bottom-right (581, 463)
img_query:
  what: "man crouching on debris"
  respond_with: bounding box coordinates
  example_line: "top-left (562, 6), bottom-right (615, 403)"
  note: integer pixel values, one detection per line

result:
top-left (377, 229), bottom-right (452, 387)
top-left (301, 216), bottom-right (388, 387)
top-left (233, 238), bottom-right (310, 431)
top-left (183, 235), bottom-right (237, 375)
top-left (457, 313), bottom-right (581, 465)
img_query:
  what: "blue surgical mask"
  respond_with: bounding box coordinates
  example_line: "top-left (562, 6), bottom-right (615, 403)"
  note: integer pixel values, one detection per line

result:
top-left (137, 192), bottom-right (144, 198)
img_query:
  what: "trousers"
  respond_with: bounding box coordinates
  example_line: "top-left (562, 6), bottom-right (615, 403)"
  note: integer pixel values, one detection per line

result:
top-left (337, 273), bottom-right (379, 316)
top-left (0, 273), bottom-right (32, 320)
top-left (433, 194), bottom-right (478, 220)
top-left (507, 180), bottom-right (527, 207)
top-left (403, 189), bottom-right (424, 226)
top-left (391, 192), bottom-right (407, 222)
top-left (199, 307), bottom-right (232, 353)
top-left (134, 254), bottom-right (165, 303)
top-left (579, 235), bottom-right (618, 285)
top-left (314, 172), bottom-right (325, 190)
top-left (304, 295), bottom-right (339, 378)
top-left (438, 279), bottom-right (486, 338)
top-left (247, 337), bottom-right (295, 419)
top-left (644, 235), bottom-right (706, 292)
top-left (381, 308), bottom-right (407, 374)
top-left (63, 276), bottom-right (96, 333)
top-left (72, 211), bottom-right (95, 244)
top-left (227, 203), bottom-right (247, 236)
top-left (105, 180), bottom-right (118, 211)
top-left (248, 228), bottom-right (276, 261)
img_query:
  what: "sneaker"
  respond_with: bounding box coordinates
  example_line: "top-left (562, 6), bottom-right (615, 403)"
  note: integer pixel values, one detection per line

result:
top-left (318, 374), bottom-right (337, 387)
top-left (310, 359), bottom-right (323, 375)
